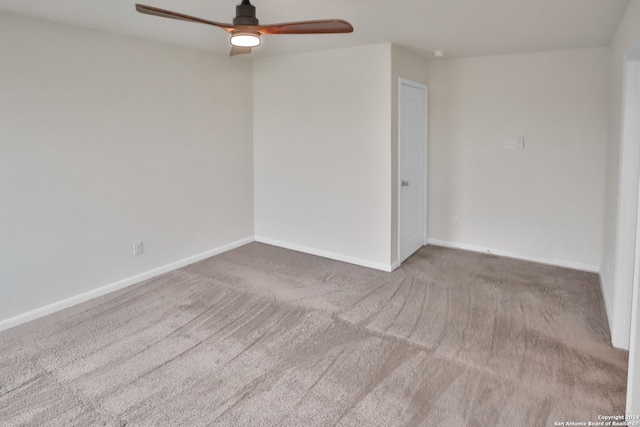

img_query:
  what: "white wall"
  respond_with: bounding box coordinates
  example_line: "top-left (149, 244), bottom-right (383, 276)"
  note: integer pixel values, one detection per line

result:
top-left (253, 44), bottom-right (393, 270)
top-left (0, 13), bottom-right (254, 324)
top-left (601, 0), bottom-right (640, 351)
top-left (426, 48), bottom-right (609, 271)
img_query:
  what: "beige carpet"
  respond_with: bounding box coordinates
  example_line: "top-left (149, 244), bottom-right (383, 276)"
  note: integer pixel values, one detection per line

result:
top-left (0, 243), bottom-right (628, 426)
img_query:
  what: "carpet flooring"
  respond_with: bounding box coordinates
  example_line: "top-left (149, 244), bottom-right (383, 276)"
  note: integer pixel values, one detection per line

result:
top-left (0, 243), bottom-right (629, 426)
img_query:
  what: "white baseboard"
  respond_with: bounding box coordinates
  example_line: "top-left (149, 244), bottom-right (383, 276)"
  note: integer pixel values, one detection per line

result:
top-left (0, 236), bottom-right (254, 333)
top-left (427, 238), bottom-right (600, 273)
top-left (3, 236), bottom-right (596, 334)
top-left (255, 236), bottom-right (394, 272)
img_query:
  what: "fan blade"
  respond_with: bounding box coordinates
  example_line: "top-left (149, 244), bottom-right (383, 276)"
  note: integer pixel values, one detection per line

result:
top-left (135, 4), bottom-right (234, 32)
top-left (257, 19), bottom-right (353, 35)
top-left (230, 46), bottom-right (252, 56)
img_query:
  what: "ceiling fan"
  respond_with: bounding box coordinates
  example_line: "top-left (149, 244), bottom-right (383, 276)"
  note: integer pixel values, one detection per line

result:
top-left (135, 1), bottom-right (354, 56)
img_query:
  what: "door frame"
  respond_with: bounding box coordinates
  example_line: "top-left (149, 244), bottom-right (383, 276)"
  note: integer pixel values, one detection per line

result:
top-left (397, 77), bottom-right (428, 263)
top-left (625, 47), bottom-right (640, 413)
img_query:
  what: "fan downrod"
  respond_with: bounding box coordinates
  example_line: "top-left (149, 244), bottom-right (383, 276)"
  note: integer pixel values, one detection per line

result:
top-left (233, 0), bottom-right (259, 26)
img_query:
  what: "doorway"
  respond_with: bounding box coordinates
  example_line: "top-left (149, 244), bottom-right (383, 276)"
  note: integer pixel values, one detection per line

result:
top-left (398, 78), bottom-right (427, 263)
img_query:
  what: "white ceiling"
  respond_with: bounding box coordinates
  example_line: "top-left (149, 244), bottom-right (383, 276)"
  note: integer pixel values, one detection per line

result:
top-left (0, 0), bottom-right (631, 59)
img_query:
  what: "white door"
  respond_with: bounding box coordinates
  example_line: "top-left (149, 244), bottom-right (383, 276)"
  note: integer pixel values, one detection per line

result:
top-left (399, 78), bottom-right (427, 263)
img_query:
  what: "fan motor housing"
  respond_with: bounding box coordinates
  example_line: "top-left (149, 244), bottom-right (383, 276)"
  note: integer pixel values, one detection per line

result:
top-left (233, 0), bottom-right (259, 26)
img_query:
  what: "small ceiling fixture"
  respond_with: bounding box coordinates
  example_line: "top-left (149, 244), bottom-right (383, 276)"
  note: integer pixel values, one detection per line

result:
top-left (434, 50), bottom-right (445, 58)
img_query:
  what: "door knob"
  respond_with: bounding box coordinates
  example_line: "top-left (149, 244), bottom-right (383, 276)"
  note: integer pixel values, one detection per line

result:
top-left (401, 180), bottom-right (409, 187)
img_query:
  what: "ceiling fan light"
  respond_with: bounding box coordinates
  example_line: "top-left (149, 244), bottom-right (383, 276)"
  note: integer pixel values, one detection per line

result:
top-left (230, 33), bottom-right (261, 47)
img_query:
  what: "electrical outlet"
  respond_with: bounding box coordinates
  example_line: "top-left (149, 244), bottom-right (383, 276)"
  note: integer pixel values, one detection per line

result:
top-left (133, 241), bottom-right (143, 256)
top-left (454, 216), bottom-right (460, 226)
